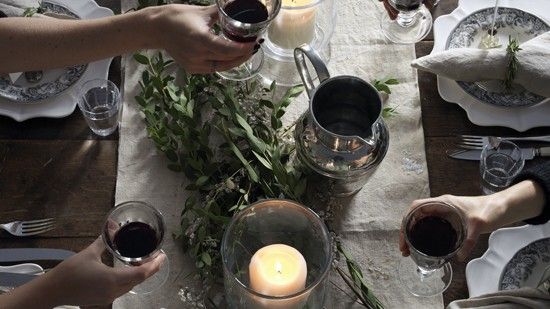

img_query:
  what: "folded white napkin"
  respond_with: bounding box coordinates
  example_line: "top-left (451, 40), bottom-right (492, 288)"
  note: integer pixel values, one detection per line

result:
top-left (447, 287), bottom-right (550, 309)
top-left (412, 31), bottom-right (550, 98)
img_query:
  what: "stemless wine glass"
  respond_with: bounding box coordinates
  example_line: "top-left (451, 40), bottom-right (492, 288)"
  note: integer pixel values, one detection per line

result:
top-left (77, 79), bottom-right (121, 137)
top-left (399, 201), bottom-right (467, 297)
top-left (216, 0), bottom-right (282, 81)
top-left (102, 201), bottom-right (169, 295)
top-left (380, 0), bottom-right (433, 44)
top-left (480, 140), bottom-right (524, 195)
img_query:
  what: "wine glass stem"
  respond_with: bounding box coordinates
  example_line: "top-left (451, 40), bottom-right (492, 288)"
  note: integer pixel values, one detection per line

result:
top-left (396, 10), bottom-right (418, 27)
top-left (416, 266), bottom-right (436, 280)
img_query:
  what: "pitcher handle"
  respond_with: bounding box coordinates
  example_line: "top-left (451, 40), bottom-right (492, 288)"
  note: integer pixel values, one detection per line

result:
top-left (294, 44), bottom-right (330, 99)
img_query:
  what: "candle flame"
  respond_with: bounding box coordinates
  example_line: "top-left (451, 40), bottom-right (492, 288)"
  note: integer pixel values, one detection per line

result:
top-left (275, 261), bottom-right (283, 274)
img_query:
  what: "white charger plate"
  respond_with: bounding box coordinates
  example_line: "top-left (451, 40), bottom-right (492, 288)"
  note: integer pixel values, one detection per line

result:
top-left (433, 0), bottom-right (550, 131)
top-left (0, 0), bottom-right (113, 121)
top-left (466, 221), bottom-right (550, 297)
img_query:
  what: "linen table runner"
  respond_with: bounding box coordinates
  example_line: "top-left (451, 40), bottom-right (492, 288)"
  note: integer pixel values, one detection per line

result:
top-left (116, 0), bottom-right (437, 307)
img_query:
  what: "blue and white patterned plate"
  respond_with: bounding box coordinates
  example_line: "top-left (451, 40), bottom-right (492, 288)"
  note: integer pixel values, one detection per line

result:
top-left (446, 7), bottom-right (550, 108)
top-left (0, 2), bottom-right (87, 103)
top-left (499, 237), bottom-right (550, 290)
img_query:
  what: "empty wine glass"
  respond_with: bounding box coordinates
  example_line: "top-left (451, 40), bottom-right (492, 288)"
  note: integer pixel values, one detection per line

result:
top-left (380, 0), bottom-right (433, 44)
top-left (399, 201), bottom-right (467, 297)
top-left (216, 0), bottom-right (282, 81)
top-left (102, 201), bottom-right (169, 294)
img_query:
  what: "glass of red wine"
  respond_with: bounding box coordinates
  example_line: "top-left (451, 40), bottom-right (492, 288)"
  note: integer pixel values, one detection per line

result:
top-left (216, 0), bottom-right (282, 81)
top-left (380, 0), bottom-right (433, 44)
top-left (102, 201), bottom-right (169, 294)
top-left (399, 201), bottom-right (467, 297)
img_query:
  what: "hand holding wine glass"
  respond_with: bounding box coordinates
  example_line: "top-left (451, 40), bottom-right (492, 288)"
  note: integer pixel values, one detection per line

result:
top-left (0, 238), bottom-right (165, 308)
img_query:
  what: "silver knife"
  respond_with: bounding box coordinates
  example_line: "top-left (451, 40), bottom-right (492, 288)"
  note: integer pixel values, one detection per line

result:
top-left (0, 272), bottom-right (38, 287)
top-left (447, 146), bottom-right (550, 161)
top-left (0, 249), bottom-right (74, 263)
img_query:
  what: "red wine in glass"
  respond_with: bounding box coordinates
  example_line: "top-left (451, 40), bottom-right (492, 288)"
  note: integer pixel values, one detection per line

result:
top-left (113, 222), bottom-right (159, 258)
top-left (393, 0), bottom-right (422, 12)
top-left (222, 0), bottom-right (269, 42)
top-left (409, 216), bottom-right (458, 257)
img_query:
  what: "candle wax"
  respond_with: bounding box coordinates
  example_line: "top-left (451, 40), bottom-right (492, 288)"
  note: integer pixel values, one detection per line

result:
top-left (249, 244), bottom-right (307, 297)
top-left (268, 0), bottom-right (316, 49)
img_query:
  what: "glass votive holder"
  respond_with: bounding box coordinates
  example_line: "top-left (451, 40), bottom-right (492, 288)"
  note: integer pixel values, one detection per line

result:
top-left (221, 199), bottom-right (333, 309)
top-left (480, 140), bottom-right (525, 195)
top-left (261, 0), bottom-right (336, 86)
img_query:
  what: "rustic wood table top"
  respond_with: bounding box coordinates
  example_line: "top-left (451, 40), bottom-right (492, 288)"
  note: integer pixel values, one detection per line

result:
top-left (1, 0), bottom-right (549, 308)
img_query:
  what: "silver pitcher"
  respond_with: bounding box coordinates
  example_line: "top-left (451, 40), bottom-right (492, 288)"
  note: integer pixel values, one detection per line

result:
top-left (293, 45), bottom-right (389, 196)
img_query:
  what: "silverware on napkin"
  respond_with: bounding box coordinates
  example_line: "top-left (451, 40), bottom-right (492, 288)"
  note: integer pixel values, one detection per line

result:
top-left (0, 248), bottom-right (74, 263)
top-left (447, 146), bottom-right (550, 161)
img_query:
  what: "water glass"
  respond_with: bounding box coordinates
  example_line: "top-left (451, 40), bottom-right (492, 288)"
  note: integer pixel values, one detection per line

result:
top-left (77, 79), bottom-right (121, 136)
top-left (480, 140), bottom-right (524, 194)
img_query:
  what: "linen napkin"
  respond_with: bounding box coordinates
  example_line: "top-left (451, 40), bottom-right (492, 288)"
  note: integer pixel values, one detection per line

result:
top-left (411, 31), bottom-right (550, 98)
top-left (446, 287), bottom-right (550, 309)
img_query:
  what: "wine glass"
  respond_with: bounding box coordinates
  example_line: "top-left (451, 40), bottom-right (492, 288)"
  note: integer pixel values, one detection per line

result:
top-left (399, 201), bottom-right (467, 297)
top-left (380, 0), bottom-right (433, 44)
top-left (216, 0), bottom-right (282, 81)
top-left (102, 201), bottom-right (169, 294)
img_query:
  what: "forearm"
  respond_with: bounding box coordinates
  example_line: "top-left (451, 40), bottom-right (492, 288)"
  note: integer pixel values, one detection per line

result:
top-left (0, 272), bottom-right (63, 309)
top-left (484, 180), bottom-right (545, 229)
top-left (0, 6), bottom-right (164, 73)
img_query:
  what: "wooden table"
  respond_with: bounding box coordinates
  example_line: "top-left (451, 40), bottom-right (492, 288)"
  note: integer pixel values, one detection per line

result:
top-left (1, 0), bottom-right (547, 307)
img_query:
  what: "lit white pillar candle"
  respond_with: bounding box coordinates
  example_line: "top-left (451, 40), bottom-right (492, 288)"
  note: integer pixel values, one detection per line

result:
top-left (268, 0), bottom-right (316, 49)
top-left (249, 244), bottom-right (307, 307)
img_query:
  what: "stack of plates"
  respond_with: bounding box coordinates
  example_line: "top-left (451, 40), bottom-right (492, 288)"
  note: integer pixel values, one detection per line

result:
top-left (0, 0), bottom-right (113, 121)
top-left (433, 0), bottom-right (550, 131)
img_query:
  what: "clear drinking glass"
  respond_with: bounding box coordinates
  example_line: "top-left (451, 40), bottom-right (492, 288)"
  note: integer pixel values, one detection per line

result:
top-left (221, 199), bottom-right (332, 308)
top-left (399, 201), bottom-right (467, 297)
top-left (77, 79), bottom-right (121, 137)
top-left (102, 201), bottom-right (169, 295)
top-left (216, 0), bottom-right (282, 81)
top-left (380, 0), bottom-right (433, 44)
top-left (480, 140), bottom-right (524, 195)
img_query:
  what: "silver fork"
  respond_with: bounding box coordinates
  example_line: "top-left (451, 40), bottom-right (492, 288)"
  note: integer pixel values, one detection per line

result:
top-left (0, 218), bottom-right (55, 236)
top-left (458, 135), bottom-right (550, 150)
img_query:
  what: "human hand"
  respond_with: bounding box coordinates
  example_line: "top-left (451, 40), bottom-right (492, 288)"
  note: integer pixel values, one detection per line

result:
top-left (398, 194), bottom-right (499, 262)
top-left (152, 4), bottom-right (257, 74)
top-left (44, 237), bottom-right (165, 306)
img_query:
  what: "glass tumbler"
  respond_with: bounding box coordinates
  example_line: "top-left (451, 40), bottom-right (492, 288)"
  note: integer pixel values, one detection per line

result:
top-left (480, 140), bottom-right (524, 195)
top-left (102, 201), bottom-right (169, 295)
top-left (77, 79), bottom-right (121, 136)
top-left (221, 199), bottom-right (332, 308)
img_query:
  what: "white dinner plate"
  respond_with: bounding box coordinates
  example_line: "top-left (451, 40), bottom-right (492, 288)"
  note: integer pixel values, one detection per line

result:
top-left (466, 220), bottom-right (550, 297)
top-left (432, 0), bottom-right (550, 131)
top-left (0, 0), bottom-right (113, 121)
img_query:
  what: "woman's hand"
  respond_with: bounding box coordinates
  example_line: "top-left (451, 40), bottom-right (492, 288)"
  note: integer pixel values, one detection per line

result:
top-left (45, 237), bottom-right (165, 306)
top-left (0, 237), bottom-right (165, 308)
top-left (151, 5), bottom-right (257, 74)
top-left (399, 180), bottom-right (545, 261)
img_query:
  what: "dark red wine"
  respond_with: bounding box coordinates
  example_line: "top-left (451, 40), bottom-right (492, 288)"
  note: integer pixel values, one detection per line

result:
top-left (114, 222), bottom-right (158, 258)
top-left (223, 0), bottom-right (269, 42)
top-left (409, 216), bottom-right (458, 256)
top-left (394, 0), bottom-right (421, 11)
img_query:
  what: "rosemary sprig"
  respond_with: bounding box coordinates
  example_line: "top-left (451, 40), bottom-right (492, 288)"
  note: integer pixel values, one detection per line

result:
top-left (504, 36), bottom-right (521, 90)
top-left (23, 1), bottom-right (45, 17)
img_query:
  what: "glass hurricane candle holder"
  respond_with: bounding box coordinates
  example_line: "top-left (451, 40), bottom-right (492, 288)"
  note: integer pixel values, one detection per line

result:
top-left (260, 0), bottom-right (336, 86)
top-left (221, 199), bottom-right (333, 308)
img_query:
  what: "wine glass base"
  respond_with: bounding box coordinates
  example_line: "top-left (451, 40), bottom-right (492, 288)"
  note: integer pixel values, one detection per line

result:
top-left (128, 252), bottom-right (170, 295)
top-left (217, 49), bottom-right (264, 82)
top-left (380, 6), bottom-right (432, 44)
top-left (398, 257), bottom-right (452, 297)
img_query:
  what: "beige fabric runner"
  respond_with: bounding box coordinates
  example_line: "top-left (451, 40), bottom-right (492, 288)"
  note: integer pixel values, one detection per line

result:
top-left (116, 0), bottom-right (435, 308)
